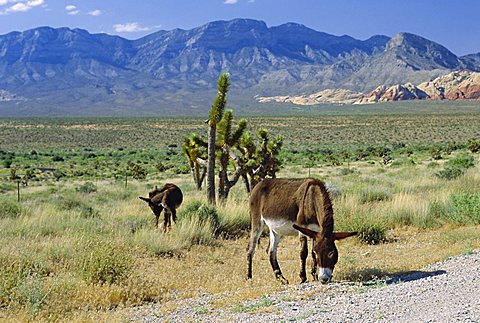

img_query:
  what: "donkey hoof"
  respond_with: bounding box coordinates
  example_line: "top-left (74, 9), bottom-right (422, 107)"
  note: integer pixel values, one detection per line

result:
top-left (276, 275), bottom-right (289, 285)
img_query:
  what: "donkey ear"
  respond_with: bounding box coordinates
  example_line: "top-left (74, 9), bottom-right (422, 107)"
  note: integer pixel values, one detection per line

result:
top-left (333, 232), bottom-right (357, 240)
top-left (139, 196), bottom-right (151, 203)
top-left (293, 224), bottom-right (319, 239)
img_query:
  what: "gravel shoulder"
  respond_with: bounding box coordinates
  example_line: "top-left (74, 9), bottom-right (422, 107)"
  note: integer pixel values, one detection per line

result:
top-left (132, 250), bottom-right (480, 322)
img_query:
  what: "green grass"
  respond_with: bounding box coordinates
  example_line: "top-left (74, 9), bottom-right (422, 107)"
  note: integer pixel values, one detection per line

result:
top-left (0, 109), bottom-right (479, 320)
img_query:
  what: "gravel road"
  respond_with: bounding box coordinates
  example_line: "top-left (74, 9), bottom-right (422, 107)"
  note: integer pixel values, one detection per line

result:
top-left (132, 250), bottom-right (480, 322)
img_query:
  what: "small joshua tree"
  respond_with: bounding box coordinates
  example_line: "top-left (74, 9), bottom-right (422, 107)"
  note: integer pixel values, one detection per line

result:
top-left (183, 134), bottom-right (208, 190)
top-left (217, 110), bottom-right (247, 202)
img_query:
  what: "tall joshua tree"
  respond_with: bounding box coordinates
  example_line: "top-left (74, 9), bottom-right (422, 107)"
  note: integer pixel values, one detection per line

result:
top-left (206, 72), bottom-right (230, 205)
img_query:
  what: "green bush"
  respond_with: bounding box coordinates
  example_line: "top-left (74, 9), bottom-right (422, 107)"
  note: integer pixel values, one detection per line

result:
top-left (449, 193), bottom-right (480, 224)
top-left (76, 182), bottom-right (97, 194)
top-left (177, 200), bottom-right (220, 232)
top-left (0, 196), bottom-right (23, 219)
top-left (435, 167), bottom-right (465, 180)
top-left (447, 154), bottom-right (475, 169)
top-left (79, 241), bottom-right (131, 285)
top-left (56, 195), bottom-right (99, 218)
top-left (355, 222), bottom-right (387, 245)
top-left (348, 214), bottom-right (387, 245)
top-left (2, 158), bottom-right (13, 168)
top-left (467, 139), bottom-right (480, 153)
top-left (435, 154), bottom-right (475, 180)
top-left (0, 255), bottom-right (50, 311)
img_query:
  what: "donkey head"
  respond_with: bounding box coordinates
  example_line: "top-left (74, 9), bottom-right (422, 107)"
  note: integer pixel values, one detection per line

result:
top-left (139, 196), bottom-right (164, 217)
top-left (293, 224), bottom-right (356, 284)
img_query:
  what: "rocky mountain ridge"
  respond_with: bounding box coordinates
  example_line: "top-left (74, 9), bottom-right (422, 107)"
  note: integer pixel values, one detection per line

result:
top-left (0, 19), bottom-right (479, 116)
top-left (257, 70), bottom-right (480, 105)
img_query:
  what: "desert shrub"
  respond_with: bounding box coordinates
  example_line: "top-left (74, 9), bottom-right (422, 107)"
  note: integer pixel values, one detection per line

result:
top-left (133, 217), bottom-right (216, 256)
top-left (435, 167), bottom-right (464, 180)
top-left (429, 146), bottom-right (443, 160)
top-left (123, 215), bottom-right (151, 234)
top-left (2, 158), bottom-right (13, 168)
top-left (51, 155), bottom-right (64, 162)
top-left (447, 154), bottom-right (475, 169)
top-left (0, 254), bottom-right (50, 311)
top-left (435, 154), bottom-right (475, 180)
top-left (176, 217), bottom-right (216, 246)
top-left (177, 200), bottom-right (220, 232)
top-left (128, 163), bottom-right (147, 180)
top-left (448, 193), bottom-right (480, 224)
top-left (171, 165), bottom-right (190, 175)
top-left (387, 207), bottom-right (439, 229)
top-left (0, 196), bottom-right (23, 219)
top-left (338, 167), bottom-right (356, 176)
top-left (467, 139), bottom-right (480, 153)
top-left (356, 223), bottom-right (386, 245)
top-left (348, 215), bottom-right (387, 245)
top-left (132, 229), bottom-right (186, 257)
top-left (78, 241), bottom-right (131, 285)
top-left (55, 195), bottom-right (99, 218)
top-left (76, 181), bottom-right (97, 194)
top-left (359, 188), bottom-right (392, 204)
top-left (217, 203), bottom-right (250, 238)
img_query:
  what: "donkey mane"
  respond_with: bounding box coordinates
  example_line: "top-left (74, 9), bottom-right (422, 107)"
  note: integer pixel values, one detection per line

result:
top-left (297, 178), bottom-right (334, 236)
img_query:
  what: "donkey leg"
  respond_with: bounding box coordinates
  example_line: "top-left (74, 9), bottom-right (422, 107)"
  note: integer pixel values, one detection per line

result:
top-left (163, 213), bottom-right (169, 232)
top-left (299, 235), bottom-right (308, 283)
top-left (269, 230), bottom-right (288, 284)
top-left (247, 220), bottom-right (264, 280)
top-left (311, 239), bottom-right (318, 281)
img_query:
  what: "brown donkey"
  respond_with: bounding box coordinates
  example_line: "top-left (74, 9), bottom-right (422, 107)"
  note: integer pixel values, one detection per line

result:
top-left (247, 178), bottom-right (356, 284)
top-left (139, 183), bottom-right (183, 231)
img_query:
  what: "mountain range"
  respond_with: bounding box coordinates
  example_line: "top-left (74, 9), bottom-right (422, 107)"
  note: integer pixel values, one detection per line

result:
top-left (0, 18), bottom-right (479, 116)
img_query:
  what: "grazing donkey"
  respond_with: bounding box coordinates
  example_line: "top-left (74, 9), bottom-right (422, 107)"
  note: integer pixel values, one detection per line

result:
top-left (247, 178), bottom-right (356, 284)
top-left (139, 183), bottom-right (183, 232)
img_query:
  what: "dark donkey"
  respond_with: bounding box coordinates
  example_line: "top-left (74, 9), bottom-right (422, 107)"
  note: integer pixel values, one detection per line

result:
top-left (139, 183), bottom-right (183, 231)
top-left (247, 178), bottom-right (356, 284)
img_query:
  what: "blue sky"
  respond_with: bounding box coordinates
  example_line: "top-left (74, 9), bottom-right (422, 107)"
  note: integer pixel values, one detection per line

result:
top-left (0, 0), bottom-right (479, 55)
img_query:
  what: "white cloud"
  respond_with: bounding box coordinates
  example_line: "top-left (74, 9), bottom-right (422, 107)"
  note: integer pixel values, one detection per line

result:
top-left (8, 3), bottom-right (30, 12)
top-left (65, 4), bottom-right (79, 15)
top-left (27, 0), bottom-right (44, 6)
top-left (1, 0), bottom-right (44, 14)
top-left (113, 22), bottom-right (149, 33)
top-left (224, 0), bottom-right (238, 4)
top-left (88, 9), bottom-right (101, 16)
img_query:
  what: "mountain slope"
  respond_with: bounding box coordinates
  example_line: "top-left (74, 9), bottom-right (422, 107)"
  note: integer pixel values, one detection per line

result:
top-left (0, 19), bottom-right (479, 116)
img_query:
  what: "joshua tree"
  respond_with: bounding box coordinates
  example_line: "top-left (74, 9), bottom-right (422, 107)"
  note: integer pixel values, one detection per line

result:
top-left (183, 133), bottom-right (207, 190)
top-left (237, 129), bottom-right (283, 192)
top-left (206, 72), bottom-right (230, 206)
top-left (217, 110), bottom-right (247, 202)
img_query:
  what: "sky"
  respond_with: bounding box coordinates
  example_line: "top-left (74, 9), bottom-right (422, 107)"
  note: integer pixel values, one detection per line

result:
top-left (0, 0), bottom-right (479, 56)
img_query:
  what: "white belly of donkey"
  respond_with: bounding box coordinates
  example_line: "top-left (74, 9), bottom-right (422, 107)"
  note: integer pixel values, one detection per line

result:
top-left (263, 218), bottom-right (320, 236)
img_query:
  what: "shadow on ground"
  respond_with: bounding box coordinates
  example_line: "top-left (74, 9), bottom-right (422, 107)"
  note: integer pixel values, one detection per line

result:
top-left (340, 268), bottom-right (447, 286)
